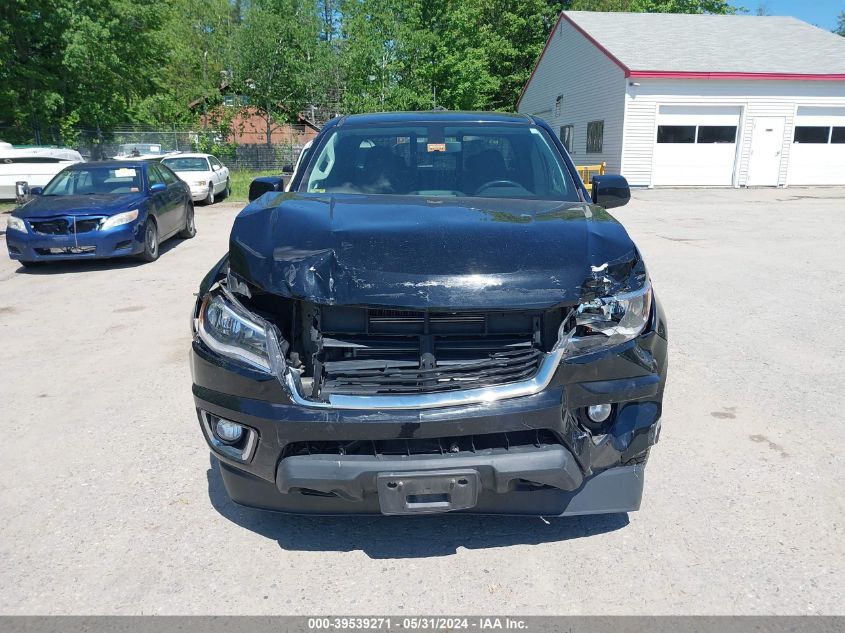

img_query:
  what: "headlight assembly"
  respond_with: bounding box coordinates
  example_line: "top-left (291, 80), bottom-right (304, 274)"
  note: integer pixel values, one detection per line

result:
top-left (556, 282), bottom-right (652, 358)
top-left (101, 209), bottom-right (139, 230)
top-left (197, 289), bottom-right (286, 374)
top-left (7, 216), bottom-right (27, 233)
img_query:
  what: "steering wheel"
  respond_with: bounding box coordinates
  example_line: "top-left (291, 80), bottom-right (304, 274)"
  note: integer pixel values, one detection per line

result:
top-left (473, 180), bottom-right (523, 195)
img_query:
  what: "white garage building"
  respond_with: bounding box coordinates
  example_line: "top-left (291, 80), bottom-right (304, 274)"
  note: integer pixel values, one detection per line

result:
top-left (517, 11), bottom-right (845, 187)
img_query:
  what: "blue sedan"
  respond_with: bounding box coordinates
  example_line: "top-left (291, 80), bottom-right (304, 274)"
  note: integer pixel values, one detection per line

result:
top-left (5, 160), bottom-right (195, 267)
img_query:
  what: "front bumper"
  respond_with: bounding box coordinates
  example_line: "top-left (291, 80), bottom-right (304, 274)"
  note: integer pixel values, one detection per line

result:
top-left (191, 298), bottom-right (668, 516)
top-left (6, 222), bottom-right (144, 262)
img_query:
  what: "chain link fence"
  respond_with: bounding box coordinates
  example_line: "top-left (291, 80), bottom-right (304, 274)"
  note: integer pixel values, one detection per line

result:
top-left (1, 125), bottom-right (310, 172)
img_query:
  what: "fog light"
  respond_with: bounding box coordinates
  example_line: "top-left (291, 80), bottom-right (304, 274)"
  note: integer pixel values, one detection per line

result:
top-left (215, 419), bottom-right (244, 443)
top-left (587, 403), bottom-right (612, 423)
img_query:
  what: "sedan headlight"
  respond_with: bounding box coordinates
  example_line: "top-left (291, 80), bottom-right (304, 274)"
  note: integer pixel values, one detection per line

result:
top-left (193, 181), bottom-right (207, 187)
top-left (556, 282), bottom-right (652, 357)
top-left (101, 209), bottom-right (139, 230)
top-left (197, 290), bottom-right (286, 373)
top-left (7, 216), bottom-right (27, 233)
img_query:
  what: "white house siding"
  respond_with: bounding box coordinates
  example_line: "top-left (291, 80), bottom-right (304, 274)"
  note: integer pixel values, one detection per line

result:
top-left (622, 79), bottom-right (845, 186)
top-left (517, 17), bottom-right (626, 173)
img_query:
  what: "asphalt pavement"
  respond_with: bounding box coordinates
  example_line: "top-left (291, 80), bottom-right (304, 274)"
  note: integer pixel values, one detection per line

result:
top-left (0, 187), bottom-right (843, 614)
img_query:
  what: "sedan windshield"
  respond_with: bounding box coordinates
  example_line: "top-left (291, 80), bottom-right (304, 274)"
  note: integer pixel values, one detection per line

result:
top-left (42, 166), bottom-right (142, 195)
top-left (302, 123), bottom-right (580, 201)
top-left (162, 157), bottom-right (209, 172)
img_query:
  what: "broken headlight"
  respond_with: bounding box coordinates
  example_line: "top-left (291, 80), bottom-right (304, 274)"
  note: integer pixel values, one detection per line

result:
top-left (556, 282), bottom-right (652, 358)
top-left (197, 289), bottom-right (286, 374)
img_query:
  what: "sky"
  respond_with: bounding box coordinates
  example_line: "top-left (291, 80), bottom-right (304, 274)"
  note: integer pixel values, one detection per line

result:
top-left (753, 0), bottom-right (842, 30)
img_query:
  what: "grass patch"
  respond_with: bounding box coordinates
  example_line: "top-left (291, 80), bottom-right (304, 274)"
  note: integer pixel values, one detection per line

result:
top-left (227, 169), bottom-right (279, 202)
top-left (1, 202), bottom-right (17, 214)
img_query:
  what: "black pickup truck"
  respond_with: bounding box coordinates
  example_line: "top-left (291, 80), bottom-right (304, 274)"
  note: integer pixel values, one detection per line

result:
top-left (190, 111), bottom-right (667, 517)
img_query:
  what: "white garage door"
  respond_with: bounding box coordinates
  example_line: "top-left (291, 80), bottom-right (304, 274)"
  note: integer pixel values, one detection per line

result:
top-left (651, 105), bottom-right (741, 186)
top-left (788, 107), bottom-right (845, 185)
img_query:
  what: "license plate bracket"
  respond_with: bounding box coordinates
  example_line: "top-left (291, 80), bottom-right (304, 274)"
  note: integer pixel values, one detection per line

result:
top-left (376, 469), bottom-right (479, 515)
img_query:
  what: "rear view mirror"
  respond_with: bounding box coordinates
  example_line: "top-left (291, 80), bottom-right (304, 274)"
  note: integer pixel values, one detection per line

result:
top-left (30, 186), bottom-right (43, 196)
top-left (281, 164), bottom-right (294, 174)
top-left (591, 175), bottom-right (630, 209)
top-left (150, 182), bottom-right (167, 193)
top-left (248, 176), bottom-right (286, 201)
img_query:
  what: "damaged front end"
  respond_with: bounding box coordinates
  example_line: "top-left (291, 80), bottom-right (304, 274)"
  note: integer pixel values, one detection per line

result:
top-left (190, 250), bottom-right (668, 516)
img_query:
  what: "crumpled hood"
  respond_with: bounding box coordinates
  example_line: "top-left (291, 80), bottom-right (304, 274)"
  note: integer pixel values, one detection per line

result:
top-left (16, 193), bottom-right (146, 218)
top-left (229, 193), bottom-right (641, 309)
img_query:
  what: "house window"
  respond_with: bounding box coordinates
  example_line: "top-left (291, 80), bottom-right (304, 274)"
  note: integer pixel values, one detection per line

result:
top-left (697, 125), bottom-right (737, 143)
top-left (223, 95), bottom-right (236, 107)
top-left (554, 95), bottom-right (563, 117)
top-left (239, 94), bottom-right (249, 106)
top-left (832, 127), bottom-right (845, 144)
top-left (657, 125), bottom-right (695, 143)
top-left (793, 126), bottom-right (830, 143)
top-left (560, 125), bottom-right (574, 153)
top-left (586, 120), bottom-right (603, 153)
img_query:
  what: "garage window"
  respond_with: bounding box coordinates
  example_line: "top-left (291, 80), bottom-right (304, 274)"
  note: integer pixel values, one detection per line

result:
top-left (794, 126), bottom-right (830, 143)
top-left (831, 127), bottom-right (845, 144)
top-left (559, 125), bottom-right (574, 153)
top-left (586, 121), bottom-right (603, 153)
top-left (657, 125), bottom-right (695, 143)
top-left (697, 126), bottom-right (737, 143)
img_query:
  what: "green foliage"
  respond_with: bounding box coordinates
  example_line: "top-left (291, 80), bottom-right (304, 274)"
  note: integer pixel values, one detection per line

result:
top-left (837, 10), bottom-right (845, 36)
top-left (232, 0), bottom-right (321, 143)
top-left (0, 0), bottom-right (741, 144)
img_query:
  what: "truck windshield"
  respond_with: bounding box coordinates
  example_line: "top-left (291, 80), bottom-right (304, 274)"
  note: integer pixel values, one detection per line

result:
top-left (301, 123), bottom-right (580, 201)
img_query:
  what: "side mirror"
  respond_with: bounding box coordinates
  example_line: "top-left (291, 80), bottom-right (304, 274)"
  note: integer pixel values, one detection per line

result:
top-left (15, 181), bottom-right (29, 204)
top-left (212, 164), bottom-right (220, 171)
top-left (281, 164), bottom-right (294, 174)
top-left (30, 186), bottom-right (43, 196)
top-left (248, 176), bottom-right (286, 202)
top-left (591, 174), bottom-right (630, 209)
top-left (150, 182), bottom-right (167, 193)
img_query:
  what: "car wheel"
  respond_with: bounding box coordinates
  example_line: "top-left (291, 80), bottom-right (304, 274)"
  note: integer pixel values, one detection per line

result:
top-left (223, 179), bottom-right (231, 199)
top-left (204, 183), bottom-right (215, 205)
top-left (139, 220), bottom-right (159, 262)
top-left (178, 201), bottom-right (197, 239)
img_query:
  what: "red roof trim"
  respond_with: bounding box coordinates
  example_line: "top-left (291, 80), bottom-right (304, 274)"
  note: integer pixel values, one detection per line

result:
top-left (629, 70), bottom-right (845, 81)
top-left (517, 12), bottom-right (630, 111)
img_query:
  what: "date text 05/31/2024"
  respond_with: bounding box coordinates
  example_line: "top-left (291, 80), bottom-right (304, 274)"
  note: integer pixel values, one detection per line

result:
top-left (307, 617), bottom-right (529, 630)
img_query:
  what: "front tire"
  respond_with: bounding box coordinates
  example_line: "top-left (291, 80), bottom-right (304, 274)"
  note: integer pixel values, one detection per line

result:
top-left (204, 183), bottom-right (215, 205)
top-left (178, 202), bottom-right (196, 239)
top-left (139, 220), bottom-right (159, 262)
top-left (222, 178), bottom-right (231, 199)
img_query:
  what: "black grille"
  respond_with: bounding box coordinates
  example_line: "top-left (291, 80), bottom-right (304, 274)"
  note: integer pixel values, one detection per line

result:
top-left (323, 346), bottom-right (543, 395)
top-left (314, 306), bottom-right (546, 397)
top-left (34, 246), bottom-right (96, 255)
top-left (282, 429), bottom-right (562, 459)
top-left (30, 217), bottom-right (102, 235)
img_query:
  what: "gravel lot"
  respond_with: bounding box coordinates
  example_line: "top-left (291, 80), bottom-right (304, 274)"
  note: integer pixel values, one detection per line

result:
top-left (1, 188), bottom-right (843, 615)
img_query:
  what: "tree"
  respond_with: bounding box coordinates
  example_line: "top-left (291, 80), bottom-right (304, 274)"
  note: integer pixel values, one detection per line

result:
top-left (232, 0), bottom-right (319, 144)
top-left (837, 10), bottom-right (845, 36)
top-left (134, 0), bottom-right (237, 126)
